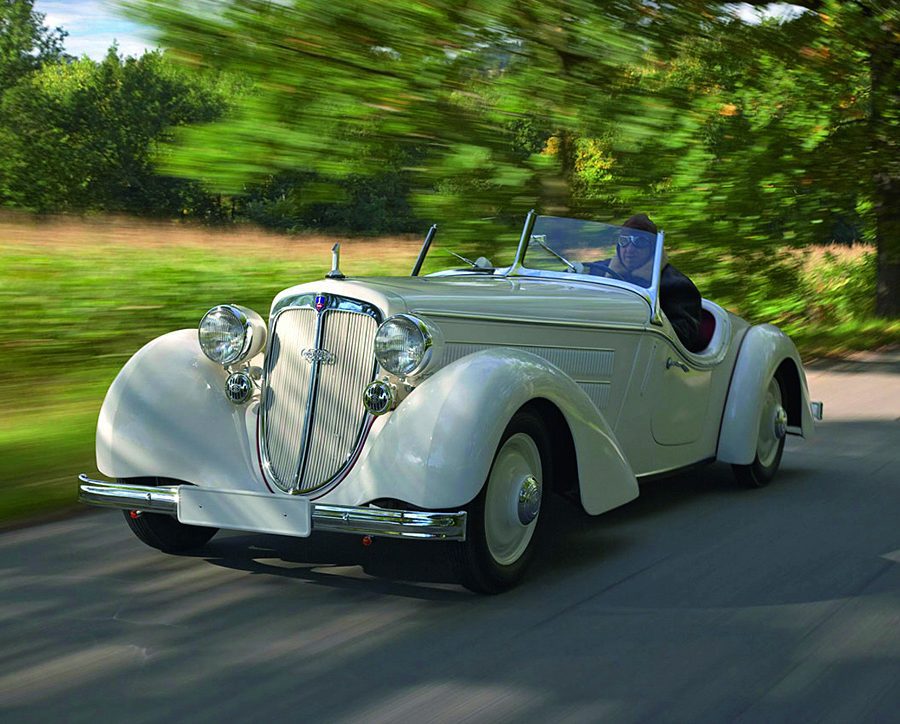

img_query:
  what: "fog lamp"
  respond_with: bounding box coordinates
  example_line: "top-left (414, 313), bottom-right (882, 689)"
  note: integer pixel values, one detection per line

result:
top-left (363, 380), bottom-right (396, 415)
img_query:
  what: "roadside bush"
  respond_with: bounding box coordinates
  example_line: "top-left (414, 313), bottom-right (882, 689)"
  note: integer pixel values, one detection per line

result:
top-left (799, 246), bottom-right (877, 323)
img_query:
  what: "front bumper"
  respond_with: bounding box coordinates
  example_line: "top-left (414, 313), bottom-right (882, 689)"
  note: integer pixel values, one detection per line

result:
top-left (78, 474), bottom-right (467, 542)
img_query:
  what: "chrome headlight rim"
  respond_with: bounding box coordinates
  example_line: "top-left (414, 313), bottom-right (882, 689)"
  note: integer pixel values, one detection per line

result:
top-left (199, 304), bottom-right (261, 367)
top-left (374, 313), bottom-right (436, 378)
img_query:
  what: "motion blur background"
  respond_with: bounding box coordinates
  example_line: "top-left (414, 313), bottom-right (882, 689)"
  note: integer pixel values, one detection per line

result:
top-left (0, 0), bottom-right (897, 524)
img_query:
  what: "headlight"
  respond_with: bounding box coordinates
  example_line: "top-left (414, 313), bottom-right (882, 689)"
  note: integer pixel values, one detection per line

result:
top-left (374, 314), bottom-right (440, 377)
top-left (199, 304), bottom-right (266, 366)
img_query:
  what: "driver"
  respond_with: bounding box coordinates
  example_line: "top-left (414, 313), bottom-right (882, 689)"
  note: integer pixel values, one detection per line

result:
top-left (589, 214), bottom-right (704, 352)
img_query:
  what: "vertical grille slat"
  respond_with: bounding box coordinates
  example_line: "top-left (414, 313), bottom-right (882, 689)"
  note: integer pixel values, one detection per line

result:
top-left (261, 296), bottom-right (379, 493)
top-left (300, 311), bottom-right (377, 491)
top-left (264, 309), bottom-right (316, 485)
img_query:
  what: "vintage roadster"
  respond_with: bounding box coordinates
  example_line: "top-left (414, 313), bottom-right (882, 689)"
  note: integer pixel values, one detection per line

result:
top-left (79, 212), bottom-right (821, 593)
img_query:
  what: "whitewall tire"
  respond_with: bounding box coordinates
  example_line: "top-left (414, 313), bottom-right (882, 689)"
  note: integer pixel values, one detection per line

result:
top-left (733, 374), bottom-right (787, 488)
top-left (452, 408), bottom-right (551, 593)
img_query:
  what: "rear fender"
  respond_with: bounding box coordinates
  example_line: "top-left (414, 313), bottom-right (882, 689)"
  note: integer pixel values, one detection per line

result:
top-left (717, 324), bottom-right (814, 465)
top-left (351, 348), bottom-right (638, 515)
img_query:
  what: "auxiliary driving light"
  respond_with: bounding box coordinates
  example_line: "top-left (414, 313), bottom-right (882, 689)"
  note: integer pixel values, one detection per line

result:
top-left (363, 380), bottom-right (396, 415)
top-left (225, 371), bottom-right (255, 404)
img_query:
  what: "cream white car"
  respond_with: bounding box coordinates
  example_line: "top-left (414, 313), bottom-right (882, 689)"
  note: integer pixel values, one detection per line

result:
top-left (79, 213), bottom-right (821, 593)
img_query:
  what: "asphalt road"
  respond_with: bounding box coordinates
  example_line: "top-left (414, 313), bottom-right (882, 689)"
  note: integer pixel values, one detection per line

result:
top-left (1, 350), bottom-right (898, 723)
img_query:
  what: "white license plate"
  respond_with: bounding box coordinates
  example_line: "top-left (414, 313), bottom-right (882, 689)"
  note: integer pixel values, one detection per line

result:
top-left (178, 487), bottom-right (311, 537)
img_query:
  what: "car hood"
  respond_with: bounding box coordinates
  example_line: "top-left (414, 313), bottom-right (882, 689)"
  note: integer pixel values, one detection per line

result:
top-left (273, 274), bottom-right (651, 328)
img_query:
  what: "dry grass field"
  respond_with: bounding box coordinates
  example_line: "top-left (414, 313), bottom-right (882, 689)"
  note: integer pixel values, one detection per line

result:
top-left (0, 210), bottom-right (423, 262)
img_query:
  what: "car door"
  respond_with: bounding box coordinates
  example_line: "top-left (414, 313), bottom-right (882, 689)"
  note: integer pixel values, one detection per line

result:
top-left (646, 336), bottom-right (713, 445)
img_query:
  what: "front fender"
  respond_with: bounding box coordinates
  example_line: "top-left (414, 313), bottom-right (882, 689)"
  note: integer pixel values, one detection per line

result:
top-left (717, 324), bottom-right (815, 465)
top-left (96, 329), bottom-right (266, 491)
top-left (348, 348), bottom-right (638, 515)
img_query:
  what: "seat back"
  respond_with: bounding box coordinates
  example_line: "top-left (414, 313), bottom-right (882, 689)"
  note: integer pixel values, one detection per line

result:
top-left (697, 308), bottom-right (716, 351)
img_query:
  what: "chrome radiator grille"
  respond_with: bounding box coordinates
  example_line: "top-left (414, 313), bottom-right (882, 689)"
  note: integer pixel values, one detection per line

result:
top-left (261, 294), bottom-right (380, 494)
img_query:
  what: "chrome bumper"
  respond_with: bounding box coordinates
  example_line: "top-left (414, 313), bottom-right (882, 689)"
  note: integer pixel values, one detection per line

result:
top-left (77, 475), bottom-right (466, 541)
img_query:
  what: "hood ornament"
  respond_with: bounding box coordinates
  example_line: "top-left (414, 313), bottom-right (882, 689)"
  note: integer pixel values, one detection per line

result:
top-left (326, 242), bottom-right (346, 280)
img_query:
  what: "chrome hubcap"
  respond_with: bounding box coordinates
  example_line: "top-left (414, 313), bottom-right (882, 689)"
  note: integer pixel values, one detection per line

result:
top-left (773, 406), bottom-right (788, 441)
top-left (517, 475), bottom-right (542, 525)
top-left (757, 378), bottom-right (784, 468)
top-left (484, 433), bottom-right (542, 566)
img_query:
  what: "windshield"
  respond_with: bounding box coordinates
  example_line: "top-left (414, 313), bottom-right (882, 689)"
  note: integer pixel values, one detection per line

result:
top-left (412, 213), bottom-right (663, 292)
top-left (521, 215), bottom-right (660, 289)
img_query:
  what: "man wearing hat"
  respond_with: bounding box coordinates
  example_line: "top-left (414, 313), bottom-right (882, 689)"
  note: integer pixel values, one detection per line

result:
top-left (589, 213), bottom-right (703, 352)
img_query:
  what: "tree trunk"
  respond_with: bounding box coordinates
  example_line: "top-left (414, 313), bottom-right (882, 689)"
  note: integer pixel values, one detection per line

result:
top-left (870, 21), bottom-right (900, 317)
top-left (874, 172), bottom-right (899, 317)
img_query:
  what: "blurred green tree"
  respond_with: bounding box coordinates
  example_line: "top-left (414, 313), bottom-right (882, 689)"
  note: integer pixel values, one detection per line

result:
top-left (122, 0), bottom-right (679, 245)
top-left (124, 0), bottom-right (896, 315)
top-left (635, 1), bottom-right (898, 317)
top-left (0, 48), bottom-right (236, 215)
top-left (0, 0), bottom-right (67, 92)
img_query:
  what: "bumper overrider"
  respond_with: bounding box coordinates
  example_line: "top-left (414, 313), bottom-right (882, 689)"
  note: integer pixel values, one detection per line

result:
top-left (77, 475), bottom-right (467, 541)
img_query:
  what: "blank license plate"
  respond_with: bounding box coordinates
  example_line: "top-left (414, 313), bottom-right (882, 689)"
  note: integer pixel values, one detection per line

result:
top-left (178, 487), bottom-right (311, 537)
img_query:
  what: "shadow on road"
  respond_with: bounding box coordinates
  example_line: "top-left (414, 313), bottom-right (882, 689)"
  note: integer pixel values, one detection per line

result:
top-left (184, 459), bottom-right (796, 598)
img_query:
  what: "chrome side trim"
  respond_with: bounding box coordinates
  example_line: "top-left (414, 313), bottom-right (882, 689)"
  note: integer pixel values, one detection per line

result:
top-left (77, 475), bottom-right (466, 541)
top-left (414, 310), bottom-right (646, 332)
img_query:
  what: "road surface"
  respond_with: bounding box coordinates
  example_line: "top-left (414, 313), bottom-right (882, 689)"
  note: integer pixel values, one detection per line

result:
top-left (1, 350), bottom-right (898, 722)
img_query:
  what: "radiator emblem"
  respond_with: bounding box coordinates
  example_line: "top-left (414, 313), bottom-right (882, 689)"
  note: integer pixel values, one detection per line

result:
top-left (301, 348), bottom-right (336, 365)
top-left (314, 294), bottom-right (328, 312)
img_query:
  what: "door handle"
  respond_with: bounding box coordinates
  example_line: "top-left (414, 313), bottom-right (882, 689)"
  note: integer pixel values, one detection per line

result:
top-left (666, 357), bottom-right (690, 372)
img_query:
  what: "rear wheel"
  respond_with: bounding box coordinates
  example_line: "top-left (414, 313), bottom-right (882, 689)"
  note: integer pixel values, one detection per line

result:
top-left (452, 409), bottom-right (551, 594)
top-left (120, 478), bottom-right (218, 553)
top-left (732, 373), bottom-right (787, 488)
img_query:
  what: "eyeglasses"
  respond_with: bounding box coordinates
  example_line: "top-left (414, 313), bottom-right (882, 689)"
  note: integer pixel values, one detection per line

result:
top-left (617, 234), bottom-right (653, 250)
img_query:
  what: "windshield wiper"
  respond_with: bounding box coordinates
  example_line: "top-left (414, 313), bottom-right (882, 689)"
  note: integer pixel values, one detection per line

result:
top-left (446, 250), bottom-right (494, 271)
top-left (531, 234), bottom-right (582, 274)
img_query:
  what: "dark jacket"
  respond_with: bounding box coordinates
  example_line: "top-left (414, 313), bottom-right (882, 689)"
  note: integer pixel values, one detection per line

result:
top-left (660, 263), bottom-right (703, 353)
top-left (585, 259), bottom-right (703, 352)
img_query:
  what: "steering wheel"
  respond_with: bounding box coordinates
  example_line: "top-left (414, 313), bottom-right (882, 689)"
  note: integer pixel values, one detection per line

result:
top-left (597, 264), bottom-right (626, 282)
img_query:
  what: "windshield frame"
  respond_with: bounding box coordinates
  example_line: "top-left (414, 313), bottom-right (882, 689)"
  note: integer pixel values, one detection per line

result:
top-left (502, 211), bottom-right (666, 322)
top-left (413, 211), bottom-right (667, 325)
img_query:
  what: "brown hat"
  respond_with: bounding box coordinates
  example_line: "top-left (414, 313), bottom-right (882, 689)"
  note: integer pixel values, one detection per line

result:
top-left (623, 213), bottom-right (657, 235)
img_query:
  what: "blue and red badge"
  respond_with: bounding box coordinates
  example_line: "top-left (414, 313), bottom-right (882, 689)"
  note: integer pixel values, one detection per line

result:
top-left (314, 294), bottom-right (327, 312)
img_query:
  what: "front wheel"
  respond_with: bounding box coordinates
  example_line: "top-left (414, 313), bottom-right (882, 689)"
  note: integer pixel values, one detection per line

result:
top-left (120, 478), bottom-right (218, 553)
top-left (732, 373), bottom-right (787, 488)
top-left (452, 409), bottom-right (552, 594)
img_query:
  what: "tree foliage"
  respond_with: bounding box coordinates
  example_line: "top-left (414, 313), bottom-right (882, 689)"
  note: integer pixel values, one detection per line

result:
top-left (0, 0), bottom-right (894, 319)
top-left (121, 0), bottom-right (897, 313)
top-left (0, 47), bottom-right (236, 215)
top-left (0, 0), bottom-right (66, 92)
